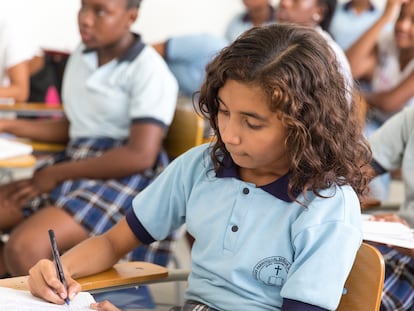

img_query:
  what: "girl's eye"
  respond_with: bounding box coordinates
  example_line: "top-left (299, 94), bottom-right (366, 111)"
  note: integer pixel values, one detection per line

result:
top-left (217, 105), bottom-right (229, 116)
top-left (245, 119), bottom-right (263, 130)
top-left (96, 8), bottom-right (106, 16)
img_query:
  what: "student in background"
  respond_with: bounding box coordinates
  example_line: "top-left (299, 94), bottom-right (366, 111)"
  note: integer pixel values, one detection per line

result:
top-left (367, 106), bottom-right (414, 311)
top-left (225, 0), bottom-right (276, 42)
top-left (275, 0), bottom-right (354, 94)
top-left (346, 0), bottom-right (414, 201)
top-left (28, 23), bottom-right (371, 311)
top-left (346, 0), bottom-right (414, 136)
top-left (0, 16), bottom-right (36, 103)
top-left (0, 0), bottom-right (177, 277)
top-left (329, 0), bottom-right (384, 51)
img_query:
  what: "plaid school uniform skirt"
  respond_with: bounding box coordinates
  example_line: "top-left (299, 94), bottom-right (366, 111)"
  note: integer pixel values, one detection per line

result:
top-left (23, 137), bottom-right (173, 266)
top-left (375, 244), bottom-right (414, 311)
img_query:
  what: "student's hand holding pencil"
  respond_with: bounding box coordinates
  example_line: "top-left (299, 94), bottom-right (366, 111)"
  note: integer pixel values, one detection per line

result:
top-left (28, 258), bottom-right (81, 305)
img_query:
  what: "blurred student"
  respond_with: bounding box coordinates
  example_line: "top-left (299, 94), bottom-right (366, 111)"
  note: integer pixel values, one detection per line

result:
top-left (367, 105), bottom-right (414, 311)
top-left (225, 0), bottom-right (276, 42)
top-left (329, 0), bottom-right (384, 51)
top-left (346, 0), bottom-right (414, 201)
top-left (0, 0), bottom-right (177, 277)
top-left (275, 0), bottom-right (354, 101)
top-left (346, 0), bottom-right (414, 136)
top-left (28, 23), bottom-right (371, 311)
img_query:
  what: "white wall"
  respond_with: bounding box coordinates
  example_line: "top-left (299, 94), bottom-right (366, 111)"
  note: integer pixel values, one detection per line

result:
top-left (0, 0), bottom-right (252, 52)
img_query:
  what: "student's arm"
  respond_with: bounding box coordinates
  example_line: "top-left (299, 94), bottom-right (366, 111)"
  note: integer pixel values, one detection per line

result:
top-left (28, 218), bottom-right (140, 304)
top-left (345, 0), bottom-right (402, 79)
top-left (0, 118), bottom-right (70, 144)
top-left (38, 122), bottom-right (163, 180)
top-left (364, 71), bottom-right (414, 113)
top-left (0, 60), bottom-right (30, 102)
top-left (9, 122), bottom-right (164, 203)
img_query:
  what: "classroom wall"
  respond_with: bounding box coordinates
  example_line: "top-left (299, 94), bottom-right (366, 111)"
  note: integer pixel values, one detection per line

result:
top-left (0, 0), bottom-right (384, 52)
top-left (0, 0), bottom-right (271, 52)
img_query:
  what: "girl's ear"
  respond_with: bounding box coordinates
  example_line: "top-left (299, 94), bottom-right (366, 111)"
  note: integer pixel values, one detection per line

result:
top-left (314, 4), bottom-right (327, 23)
top-left (127, 8), bottom-right (138, 26)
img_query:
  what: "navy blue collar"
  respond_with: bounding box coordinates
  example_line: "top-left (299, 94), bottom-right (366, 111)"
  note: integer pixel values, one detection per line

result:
top-left (343, 1), bottom-right (375, 11)
top-left (82, 33), bottom-right (145, 63)
top-left (216, 155), bottom-right (297, 202)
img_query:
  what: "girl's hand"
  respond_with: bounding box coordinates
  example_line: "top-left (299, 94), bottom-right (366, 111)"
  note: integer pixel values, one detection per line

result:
top-left (90, 300), bottom-right (122, 311)
top-left (8, 167), bottom-right (61, 206)
top-left (369, 213), bottom-right (414, 257)
top-left (28, 259), bottom-right (81, 305)
top-left (383, 0), bottom-right (407, 22)
top-left (369, 213), bottom-right (409, 226)
top-left (30, 166), bottom-right (61, 193)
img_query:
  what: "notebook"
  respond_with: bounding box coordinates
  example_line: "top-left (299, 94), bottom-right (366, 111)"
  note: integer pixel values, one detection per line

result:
top-left (0, 137), bottom-right (33, 160)
top-left (0, 286), bottom-right (96, 310)
top-left (362, 214), bottom-right (414, 248)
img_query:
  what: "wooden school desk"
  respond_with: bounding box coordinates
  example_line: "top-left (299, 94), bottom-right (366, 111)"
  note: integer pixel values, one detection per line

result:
top-left (0, 102), bottom-right (63, 118)
top-left (0, 261), bottom-right (168, 292)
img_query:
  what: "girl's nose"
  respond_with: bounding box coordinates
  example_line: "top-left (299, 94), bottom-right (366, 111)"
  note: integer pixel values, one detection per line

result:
top-left (221, 119), bottom-right (241, 145)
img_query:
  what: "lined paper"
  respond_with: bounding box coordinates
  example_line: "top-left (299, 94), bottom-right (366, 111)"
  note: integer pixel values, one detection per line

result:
top-left (0, 287), bottom-right (95, 310)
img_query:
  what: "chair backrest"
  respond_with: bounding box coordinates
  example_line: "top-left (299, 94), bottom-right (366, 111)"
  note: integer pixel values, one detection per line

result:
top-left (337, 242), bottom-right (385, 311)
top-left (164, 104), bottom-right (204, 159)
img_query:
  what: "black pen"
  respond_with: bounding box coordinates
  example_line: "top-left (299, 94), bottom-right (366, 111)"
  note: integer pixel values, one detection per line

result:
top-left (48, 229), bottom-right (70, 305)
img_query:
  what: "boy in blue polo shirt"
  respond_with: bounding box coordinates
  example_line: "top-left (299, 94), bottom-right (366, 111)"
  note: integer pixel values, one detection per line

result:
top-left (28, 23), bottom-right (372, 311)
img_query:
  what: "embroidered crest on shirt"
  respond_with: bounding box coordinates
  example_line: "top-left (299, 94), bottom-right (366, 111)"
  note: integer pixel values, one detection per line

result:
top-left (252, 256), bottom-right (291, 287)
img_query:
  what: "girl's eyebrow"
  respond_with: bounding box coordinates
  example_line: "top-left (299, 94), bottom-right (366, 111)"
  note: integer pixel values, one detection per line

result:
top-left (217, 96), bottom-right (268, 122)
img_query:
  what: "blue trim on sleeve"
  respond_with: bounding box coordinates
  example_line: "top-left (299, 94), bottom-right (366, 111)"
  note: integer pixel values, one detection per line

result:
top-left (370, 159), bottom-right (387, 175)
top-left (125, 209), bottom-right (156, 244)
top-left (282, 299), bottom-right (329, 311)
top-left (131, 117), bottom-right (168, 129)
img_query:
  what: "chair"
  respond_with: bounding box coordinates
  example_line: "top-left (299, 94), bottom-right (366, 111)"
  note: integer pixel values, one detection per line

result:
top-left (164, 102), bottom-right (204, 159)
top-left (337, 242), bottom-right (385, 311)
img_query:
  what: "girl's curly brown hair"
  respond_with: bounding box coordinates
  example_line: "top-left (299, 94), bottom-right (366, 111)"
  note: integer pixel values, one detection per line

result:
top-left (197, 23), bottom-right (372, 202)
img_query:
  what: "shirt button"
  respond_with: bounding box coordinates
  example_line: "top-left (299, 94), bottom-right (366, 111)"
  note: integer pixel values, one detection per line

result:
top-left (231, 225), bottom-right (239, 232)
top-left (242, 188), bottom-right (249, 194)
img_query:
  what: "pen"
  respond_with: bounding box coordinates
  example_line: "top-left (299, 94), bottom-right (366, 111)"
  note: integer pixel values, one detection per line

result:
top-left (48, 229), bottom-right (70, 305)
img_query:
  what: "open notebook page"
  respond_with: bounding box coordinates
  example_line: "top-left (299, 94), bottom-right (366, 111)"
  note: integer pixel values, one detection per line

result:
top-left (0, 287), bottom-right (96, 311)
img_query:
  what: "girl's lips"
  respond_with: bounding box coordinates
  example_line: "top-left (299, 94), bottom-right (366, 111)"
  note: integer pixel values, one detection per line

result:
top-left (80, 31), bottom-right (92, 42)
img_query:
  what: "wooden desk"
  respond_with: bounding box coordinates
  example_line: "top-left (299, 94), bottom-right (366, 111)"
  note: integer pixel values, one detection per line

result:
top-left (0, 261), bottom-right (168, 292)
top-left (0, 102), bottom-right (63, 118)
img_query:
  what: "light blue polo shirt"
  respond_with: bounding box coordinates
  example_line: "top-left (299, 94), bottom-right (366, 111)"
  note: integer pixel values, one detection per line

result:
top-left (62, 34), bottom-right (178, 140)
top-left (369, 106), bottom-right (414, 227)
top-left (126, 144), bottom-right (362, 310)
top-left (329, 1), bottom-right (383, 50)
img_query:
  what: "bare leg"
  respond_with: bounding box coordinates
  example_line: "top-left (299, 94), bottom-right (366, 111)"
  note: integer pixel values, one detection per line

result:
top-left (4, 206), bottom-right (89, 276)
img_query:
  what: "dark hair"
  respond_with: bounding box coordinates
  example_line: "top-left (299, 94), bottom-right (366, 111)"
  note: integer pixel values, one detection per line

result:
top-left (127, 0), bottom-right (142, 8)
top-left (318, 0), bottom-right (337, 31)
top-left (197, 23), bottom-right (371, 201)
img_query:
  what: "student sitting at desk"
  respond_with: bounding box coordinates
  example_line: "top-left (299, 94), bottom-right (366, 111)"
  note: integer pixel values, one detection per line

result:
top-left (0, 0), bottom-right (178, 278)
top-left (28, 24), bottom-right (371, 311)
top-left (367, 105), bottom-right (414, 311)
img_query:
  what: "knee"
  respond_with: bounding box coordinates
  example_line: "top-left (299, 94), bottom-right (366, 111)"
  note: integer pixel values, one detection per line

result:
top-left (4, 231), bottom-right (49, 276)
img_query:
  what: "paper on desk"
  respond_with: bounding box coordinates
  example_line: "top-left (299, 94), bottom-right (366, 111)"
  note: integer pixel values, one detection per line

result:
top-left (362, 215), bottom-right (414, 248)
top-left (0, 137), bottom-right (33, 160)
top-left (0, 287), bottom-right (95, 310)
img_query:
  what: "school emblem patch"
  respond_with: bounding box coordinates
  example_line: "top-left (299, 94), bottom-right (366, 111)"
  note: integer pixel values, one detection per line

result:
top-left (252, 256), bottom-right (291, 287)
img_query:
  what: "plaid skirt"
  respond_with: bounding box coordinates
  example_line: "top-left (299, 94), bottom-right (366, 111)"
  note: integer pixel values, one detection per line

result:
top-left (22, 137), bottom-right (173, 266)
top-left (177, 300), bottom-right (219, 311)
top-left (375, 244), bottom-right (414, 311)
